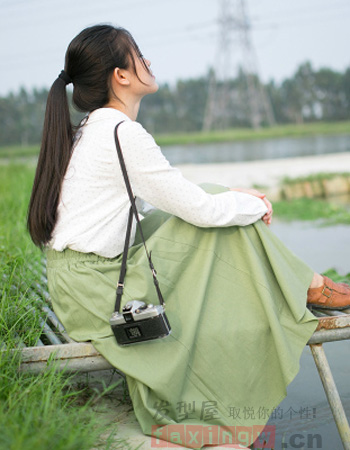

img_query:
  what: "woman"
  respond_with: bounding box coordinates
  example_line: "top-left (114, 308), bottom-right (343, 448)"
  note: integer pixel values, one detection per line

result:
top-left (27, 24), bottom-right (350, 449)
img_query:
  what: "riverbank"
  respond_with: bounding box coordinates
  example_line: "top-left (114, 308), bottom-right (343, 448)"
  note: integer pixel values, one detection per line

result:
top-left (1, 121), bottom-right (350, 158)
top-left (156, 121), bottom-right (350, 146)
top-left (176, 151), bottom-right (350, 195)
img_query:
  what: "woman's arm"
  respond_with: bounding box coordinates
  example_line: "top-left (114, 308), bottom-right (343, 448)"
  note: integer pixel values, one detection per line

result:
top-left (116, 121), bottom-right (269, 228)
top-left (230, 188), bottom-right (273, 226)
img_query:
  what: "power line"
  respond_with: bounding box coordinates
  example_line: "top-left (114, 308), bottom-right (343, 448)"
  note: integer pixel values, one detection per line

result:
top-left (2, 0), bottom-right (348, 34)
top-left (252, 0), bottom-right (350, 21)
top-left (0, 0), bottom-right (168, 32)
top-left (0, 0), bottom-right (165, 11)
top-left (2, 9), bottom-right (349, 66)
top-left (1, 0), bottom-right (349, 38)
top-left (251, 8), bottom-right (350, 32)
top-left (1, 0), bottom-right (349, 88)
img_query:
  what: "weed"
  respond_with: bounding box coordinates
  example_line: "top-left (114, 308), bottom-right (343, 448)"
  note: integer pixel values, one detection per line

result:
top-left (0, 164), bottom-right (117, 450)
top-left (273, 197), bottom-right (350, 225)
top-left (281, 172), bottom-right (350, 185)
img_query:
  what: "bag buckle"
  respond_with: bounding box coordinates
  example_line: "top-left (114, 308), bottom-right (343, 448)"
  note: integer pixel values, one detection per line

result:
top-left (322, 285), bottom-right (333, 298)
top-left (117, 283), bottom-right (124, 295)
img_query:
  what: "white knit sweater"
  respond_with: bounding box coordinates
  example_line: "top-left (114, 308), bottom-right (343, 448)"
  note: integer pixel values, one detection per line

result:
top-left (50, 108), bottom-right (268, 258)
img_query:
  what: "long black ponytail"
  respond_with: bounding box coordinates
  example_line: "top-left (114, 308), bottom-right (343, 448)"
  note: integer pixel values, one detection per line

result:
top-left (27, 24), bottom-right (148, 248)
top-left (27, 75), bottom-right (73, 248)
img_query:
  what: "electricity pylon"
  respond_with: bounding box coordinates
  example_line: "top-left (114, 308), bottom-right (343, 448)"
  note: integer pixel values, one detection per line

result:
top-left (203, 0), bottom-right (275, 130)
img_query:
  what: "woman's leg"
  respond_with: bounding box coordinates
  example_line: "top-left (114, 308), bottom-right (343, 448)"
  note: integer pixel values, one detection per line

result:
top-left (307, 272), bottom-right (350, 309)
top-left (201, 183), bottom-right (350, 312)
top-left (309, 273), bottom-right (324, 288)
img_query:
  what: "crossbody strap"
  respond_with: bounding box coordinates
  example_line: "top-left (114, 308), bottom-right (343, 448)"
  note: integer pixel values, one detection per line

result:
top-left (114, 122), bottom-right (165, 313)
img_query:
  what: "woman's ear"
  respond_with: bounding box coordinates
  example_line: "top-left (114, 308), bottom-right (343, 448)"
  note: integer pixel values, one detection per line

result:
top-left (112, 67), bottom-right (130, 86)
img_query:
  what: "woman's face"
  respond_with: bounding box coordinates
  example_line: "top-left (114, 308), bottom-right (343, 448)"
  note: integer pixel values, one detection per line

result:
top-left (130, 52), bottom-right (159, 97)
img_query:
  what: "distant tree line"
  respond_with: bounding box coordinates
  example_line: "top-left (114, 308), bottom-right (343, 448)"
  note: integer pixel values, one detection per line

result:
top-left (1, 61), bottom-right (350, 146)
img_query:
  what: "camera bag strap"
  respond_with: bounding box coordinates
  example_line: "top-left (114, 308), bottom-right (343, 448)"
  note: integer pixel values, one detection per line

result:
top-left (114, 122), bottom-right (165, 313)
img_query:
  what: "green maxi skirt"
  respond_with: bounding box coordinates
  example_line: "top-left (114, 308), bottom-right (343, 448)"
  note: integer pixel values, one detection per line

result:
top-left (46, 185), bottom-right (318, 449)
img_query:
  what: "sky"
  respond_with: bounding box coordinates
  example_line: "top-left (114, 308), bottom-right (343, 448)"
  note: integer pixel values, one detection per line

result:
top-left (1, 0), bottom-right (350, 96)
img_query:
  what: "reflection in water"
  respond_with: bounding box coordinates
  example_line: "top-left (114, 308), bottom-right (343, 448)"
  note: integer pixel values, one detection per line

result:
top-left (162, 134), bottom-right (350, 164)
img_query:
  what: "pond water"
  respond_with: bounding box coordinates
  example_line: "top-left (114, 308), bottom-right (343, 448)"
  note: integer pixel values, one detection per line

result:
top-left (260, 219), bottom-right (350, 449)
top-left (232, 217), bottom-right (347, 449)
top-left (268, 337), bottom-right (350, 450)
top-left (162, 134), bottom-right (350, 165)
top-left (271, 219), bottom-right (350, 275)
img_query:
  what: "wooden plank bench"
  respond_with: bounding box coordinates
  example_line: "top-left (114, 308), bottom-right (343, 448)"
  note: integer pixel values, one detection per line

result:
top-left (17, 261), bottom-right (113, 373)
top-left (15, 260), bottom-right (350, 450)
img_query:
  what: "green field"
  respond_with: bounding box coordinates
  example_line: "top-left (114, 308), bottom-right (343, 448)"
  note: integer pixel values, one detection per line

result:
top-left (155, 120), bottom-right (350, 146)
top-left (0, 145), bottom-right (39, 159)
top-left (1, 121), bottom-right (350, 159)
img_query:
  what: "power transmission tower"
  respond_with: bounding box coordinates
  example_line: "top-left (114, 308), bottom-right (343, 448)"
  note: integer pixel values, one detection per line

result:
top-left (203, 0), bottom-right (275, 130)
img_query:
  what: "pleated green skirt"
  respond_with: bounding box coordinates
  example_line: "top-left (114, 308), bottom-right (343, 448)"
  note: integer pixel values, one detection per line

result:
top-left (46, 186), bottom-right (318, 449)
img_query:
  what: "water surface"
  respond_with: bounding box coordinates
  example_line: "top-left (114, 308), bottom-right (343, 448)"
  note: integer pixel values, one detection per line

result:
top-left (271, 220), bottom-right (350, 274)
top-left (267, 219), bottom-right (350, 449)
top-left (162, 134), bottom-right (350, 164)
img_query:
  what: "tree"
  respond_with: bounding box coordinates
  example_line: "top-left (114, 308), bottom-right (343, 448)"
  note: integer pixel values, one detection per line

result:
top-left (1, 62), bottom-right (350, 147)
top-left (315, 68), bottom-right (348, 120)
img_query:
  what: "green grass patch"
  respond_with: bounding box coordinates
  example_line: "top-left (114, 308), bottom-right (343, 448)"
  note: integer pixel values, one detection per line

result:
top-left (0, 350), bottom-right (101, 450)
top-left (282, 172), bottom-right (350, 185)
top-left (273, 197), bottom-right (350, 225)
top-left (0, 164), bottom-right (123, 450)
top-left (0, 145), bottom-right (39, 159)
top-left (322, 268), bottom-right (350, 284)
top-left (155, 121), bottom-right (350, 146)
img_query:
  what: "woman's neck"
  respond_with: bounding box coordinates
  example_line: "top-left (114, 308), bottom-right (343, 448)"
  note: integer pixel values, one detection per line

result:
top-left (104, 97), bottom-right (141, 121)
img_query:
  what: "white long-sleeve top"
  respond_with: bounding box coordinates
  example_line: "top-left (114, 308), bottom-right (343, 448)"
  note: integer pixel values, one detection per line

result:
top-left (50, 108), bottom-right (268, 258)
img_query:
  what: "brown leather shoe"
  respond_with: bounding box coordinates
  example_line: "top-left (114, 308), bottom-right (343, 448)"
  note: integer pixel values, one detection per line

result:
top-left (307, 276), bottom-right (350, 310)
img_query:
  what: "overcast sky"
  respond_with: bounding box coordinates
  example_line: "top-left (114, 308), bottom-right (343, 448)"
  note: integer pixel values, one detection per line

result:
top-left (1, 0), bottom-right (350, 96)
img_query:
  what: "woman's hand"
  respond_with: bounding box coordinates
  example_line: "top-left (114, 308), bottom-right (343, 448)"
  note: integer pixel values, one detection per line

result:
top-left (230, 188), bottom-right (273, 226)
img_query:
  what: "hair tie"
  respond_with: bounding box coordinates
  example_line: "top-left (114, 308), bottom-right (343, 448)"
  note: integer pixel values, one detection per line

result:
top-left (58, 70), bottom-right (72, 85)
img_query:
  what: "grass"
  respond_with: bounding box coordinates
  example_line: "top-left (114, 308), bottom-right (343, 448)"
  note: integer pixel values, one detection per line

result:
top-left (0, 145), bottom-right (39, 159)
top-left (0, 351), bottom-right (101, 450)
top-left (281, 172), bottom-right (350, 185)
top-left (1, 121), bottom-right (350, 158)
top-left (273, 197), bottom-right (350, 225)
top-left (322, 268), bottom-right (350, 284)
top-left (155, 120), bottom-right (350, 146)
top-left (0, 164), bottom-right (130, 450)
